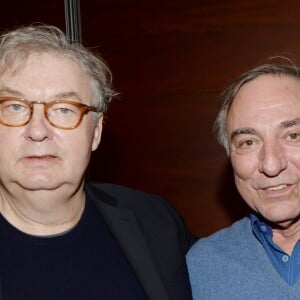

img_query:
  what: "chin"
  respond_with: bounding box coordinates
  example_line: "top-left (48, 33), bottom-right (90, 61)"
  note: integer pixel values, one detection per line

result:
top-left (18, 178), bottom-right (63, 191)
top-left (260, 208), bottom-right (300, 226)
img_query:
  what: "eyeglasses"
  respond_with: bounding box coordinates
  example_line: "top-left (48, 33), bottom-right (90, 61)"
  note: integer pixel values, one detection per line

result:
top-left (0, 97), bottom-right (101, 130)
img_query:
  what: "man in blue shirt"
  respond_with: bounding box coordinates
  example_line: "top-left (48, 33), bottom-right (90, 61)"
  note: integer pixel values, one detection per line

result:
top-left (187, 62), bottom-right (300, 299)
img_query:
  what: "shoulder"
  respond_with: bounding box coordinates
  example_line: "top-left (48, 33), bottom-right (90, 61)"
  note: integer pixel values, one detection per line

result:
top-left (186, 218), bottom-right (286, 299)
top-left (86, 181), bottom-right (174, 213)
top-left (86, 181), bottom-right (195, 252)
top-left (187, 217), bottom-right (252, 261)
top-left (88, 181), bottom-right (162, 200)
top-left (86, 181), bottom-right (190, 234)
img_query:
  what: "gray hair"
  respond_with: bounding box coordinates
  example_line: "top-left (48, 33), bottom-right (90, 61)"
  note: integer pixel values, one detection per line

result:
top-left (0, 24), bottom-right (116, 113)
top-left (214, 62), bottom-right (300, 154)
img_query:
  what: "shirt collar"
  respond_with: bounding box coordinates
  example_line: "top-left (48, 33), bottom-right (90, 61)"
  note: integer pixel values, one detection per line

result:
top-left (250, 212), bottom-right (273, 242)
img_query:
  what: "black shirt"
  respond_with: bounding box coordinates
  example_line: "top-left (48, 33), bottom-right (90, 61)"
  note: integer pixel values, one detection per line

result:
top-left (0, 197), bottom-right (148, 300)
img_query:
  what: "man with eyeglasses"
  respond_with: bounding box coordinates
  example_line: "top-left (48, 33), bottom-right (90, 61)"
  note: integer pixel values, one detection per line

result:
top-left (187, 62), bottom-right (300, 299)
top-left (0, 24), bottom-right (194, 300)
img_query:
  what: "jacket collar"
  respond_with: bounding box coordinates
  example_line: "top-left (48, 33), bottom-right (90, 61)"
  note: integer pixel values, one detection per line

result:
top-left (85, 183), bottom-right (170, 300)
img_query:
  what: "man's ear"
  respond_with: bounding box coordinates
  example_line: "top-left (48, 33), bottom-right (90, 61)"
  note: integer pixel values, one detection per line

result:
top-left (92, 114), bottom-right (103, 151)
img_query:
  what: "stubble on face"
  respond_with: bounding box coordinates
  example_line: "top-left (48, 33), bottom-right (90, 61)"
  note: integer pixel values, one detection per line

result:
top-left (0, 52), bottom-right (102, 194)
top-left (227, 74), bottom-right (300, 227)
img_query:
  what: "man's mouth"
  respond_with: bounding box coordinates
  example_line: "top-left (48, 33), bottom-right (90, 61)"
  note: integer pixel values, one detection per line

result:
top-left (26, 155), bottom-right (57, 159)
top-left (267, 184), bottom-right (288, 191)
top-left (23, 155), bottom-right (59, 162)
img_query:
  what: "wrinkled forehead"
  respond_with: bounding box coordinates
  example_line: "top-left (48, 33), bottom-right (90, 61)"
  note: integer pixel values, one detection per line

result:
top-left (0, 52), bottom-right (94, 102)
top-left (0, 50), bottom-right (85, 78)
top-left (0, 51), bottom-right (49, 79)
top-left (0, 52), bottom-right (89, 87)
top-left (229, 74), bottom-right (300, 114)
top-left (227, 74), bottom-right (300, 132)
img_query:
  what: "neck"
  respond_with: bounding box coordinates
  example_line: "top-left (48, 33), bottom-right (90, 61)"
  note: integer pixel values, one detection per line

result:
top-left (272, 218), bottom-right (300, 255)
top-left (0, 183), bottom-right (86, 236)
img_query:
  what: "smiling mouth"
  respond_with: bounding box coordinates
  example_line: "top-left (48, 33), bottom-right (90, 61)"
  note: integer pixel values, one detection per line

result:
top-left (267, 184), bottom-right (288, 191)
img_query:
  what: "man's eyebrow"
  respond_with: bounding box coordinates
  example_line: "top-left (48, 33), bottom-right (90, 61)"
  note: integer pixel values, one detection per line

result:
top-left (53, 91), bottom-right (82, 100)
top-left (0, 87), bottom-right (23, 97)
top-left (0, 88), bottom-right (82, 101)
top-left (280, 118), bottom-right (300, 128)
top-left (230, 128), bottom-right (256, 140)
top-left (230, 119), bottom-right (300, 140)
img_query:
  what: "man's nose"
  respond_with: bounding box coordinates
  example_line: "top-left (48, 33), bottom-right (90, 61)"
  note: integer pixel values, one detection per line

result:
top-left (258, 139), bottom-right (288, 177)
top-left (23, 104), bottom-right (53, 141)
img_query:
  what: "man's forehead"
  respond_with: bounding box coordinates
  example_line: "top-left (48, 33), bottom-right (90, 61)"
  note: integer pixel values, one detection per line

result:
top-left (228, 74), bottom-right (300, 117)
top-left (0, 52), bottom-right (92, 102)
top-left (0, 51), bottom-right (43, 74)
top-left (234, 73), bottom-right (300, 99)
top-left (1, 51), bottom-right (78, 73)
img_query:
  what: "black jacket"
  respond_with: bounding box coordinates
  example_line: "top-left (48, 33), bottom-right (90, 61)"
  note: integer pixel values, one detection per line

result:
top-left (86, 182), bottom-right (195, 300)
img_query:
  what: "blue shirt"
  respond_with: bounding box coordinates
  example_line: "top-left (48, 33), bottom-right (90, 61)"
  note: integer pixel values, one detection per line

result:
top-left (251, 213), bottom-right (300, 285)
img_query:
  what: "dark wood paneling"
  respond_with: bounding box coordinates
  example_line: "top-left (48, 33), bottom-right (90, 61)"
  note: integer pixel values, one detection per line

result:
top-left (1, 0), bottom-right (300, 237)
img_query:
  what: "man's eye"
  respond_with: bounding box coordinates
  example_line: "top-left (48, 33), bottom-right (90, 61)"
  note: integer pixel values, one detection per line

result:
top-left (50, 106), bottom-right (78, 116)
top-left (6, 103), bottom-right (27, 112)
top-left (237, 139), bottom-right (255, 148)
top-left (57, 108), bottom-right (73, 114)
top-left (11, 104), bottom-right (23, 111)
top-left (231, 137), bottom-right (260, 154)
top-left (288, 132), bottom-right (300, 140)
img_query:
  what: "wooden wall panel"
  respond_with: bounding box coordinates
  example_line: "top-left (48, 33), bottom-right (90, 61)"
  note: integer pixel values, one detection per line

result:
top-left (1, 0), bottom-right (300, 237)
